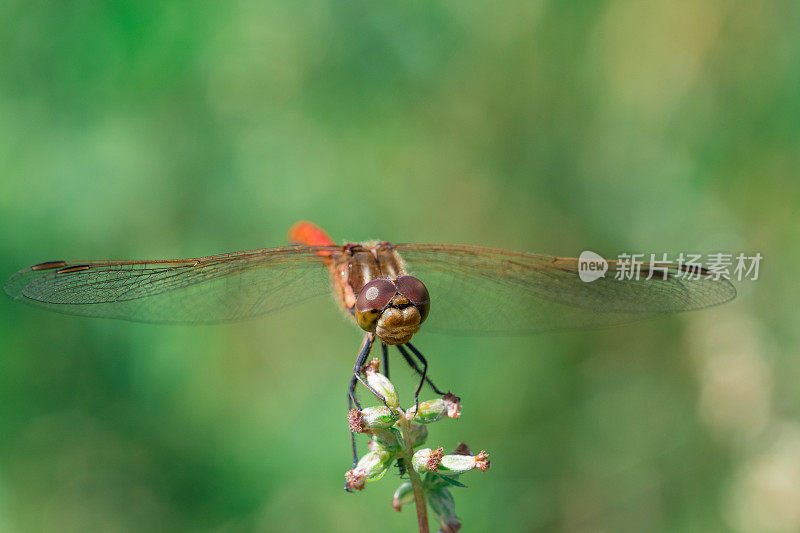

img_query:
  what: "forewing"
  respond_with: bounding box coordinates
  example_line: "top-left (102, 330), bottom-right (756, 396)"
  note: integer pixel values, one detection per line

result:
top-left (395, 244), bottom-right (737, 334)
top-left (4, 246), bottom-right (338, 323)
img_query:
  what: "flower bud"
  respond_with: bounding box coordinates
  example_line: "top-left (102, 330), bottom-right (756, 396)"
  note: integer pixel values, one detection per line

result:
top-left (428, 487), bottom-right (461, 533)
top-left (405, 399), bottom-right (446, 423)
top-left (406, 394), bottom-right (461, 423)
top-left (406, 423), bottom-right (428, 448)
top-left (364, 406), bottom-right (400, 428)
top-left (391, 481), bottom-right (414, 511)
top-left (344, 449), bottom-right (394, 491)
top-left (369, 428), bottom-right (401, 452)
top-left (363, 361), bottom-right (399, 407)
top-left (438, 450), bottom-right (490, 475)
top-left (412, 448), bottom-right (490, 475)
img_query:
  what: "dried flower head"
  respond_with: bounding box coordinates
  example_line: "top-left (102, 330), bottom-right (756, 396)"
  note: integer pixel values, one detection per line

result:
top-left (348, 409), bottom-right (365, 433)
top-left (344, 469), bottom-right (365, 492)
top-left (443, 393), bottom-right (461, 419)
top-left (427, 447), bottom-right (444, 472)
top-left (474, 451), bottom-right (491, 472)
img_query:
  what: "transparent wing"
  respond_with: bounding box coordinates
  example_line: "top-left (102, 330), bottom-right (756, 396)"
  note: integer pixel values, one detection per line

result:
top-left (4, 245), bottom-right (339, 324)
top-left (395, 244), bottom-right (737, 334)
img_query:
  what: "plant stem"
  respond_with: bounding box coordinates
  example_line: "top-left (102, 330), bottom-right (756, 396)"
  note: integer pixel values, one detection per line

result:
top-left (397, 414), bottom-right (429, 533)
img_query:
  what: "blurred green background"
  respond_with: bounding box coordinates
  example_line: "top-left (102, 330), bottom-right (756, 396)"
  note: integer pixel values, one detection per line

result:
top-left (1, 1), bottom-right (798, 531)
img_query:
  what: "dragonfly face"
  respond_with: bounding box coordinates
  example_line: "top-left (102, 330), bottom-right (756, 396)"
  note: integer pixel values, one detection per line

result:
top-left (355, 276), bottom-right (430, 345)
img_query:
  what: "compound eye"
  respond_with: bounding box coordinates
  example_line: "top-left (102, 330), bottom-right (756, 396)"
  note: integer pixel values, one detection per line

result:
top-left (356, 279), bottom-right (397, 311)
top-left (395, 276), bottom-right (429, 305)
top-left (354, 278), bottom-right (396, 331)
top-left (395, 276), bottom-right (430, 324)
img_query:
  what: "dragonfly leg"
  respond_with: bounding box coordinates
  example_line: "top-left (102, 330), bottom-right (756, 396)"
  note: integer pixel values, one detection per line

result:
top-left (347, 383), bottom-right (359, 474)
top-left (381, 342), bottom-right (389, 379)
top-left (351, 332), bottom-right (391, 409)
top-left (397, 343), bottom-right (446, 396)
top-left (345, 332), bottom-right (376, 490)
top-left (408, 344), bottom-right (425, 417)
top-left (348, 332), bottom-right (372, 405)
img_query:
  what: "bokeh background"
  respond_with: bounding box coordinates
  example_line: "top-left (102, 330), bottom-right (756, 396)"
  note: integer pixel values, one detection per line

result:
top-left (1, 1), bottom-right (798, 531)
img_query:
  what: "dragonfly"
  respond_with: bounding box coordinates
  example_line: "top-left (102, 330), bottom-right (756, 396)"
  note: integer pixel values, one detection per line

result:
top-left (4, 221), bottom-right (736, 474)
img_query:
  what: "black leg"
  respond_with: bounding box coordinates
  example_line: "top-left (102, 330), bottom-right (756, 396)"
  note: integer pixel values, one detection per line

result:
top-left (397, 343), bottom-right (446, 396)
top-left (347, 332), bottom-right (376, 480)
top-left (351, 333), bottom-right (391, 408)
top-left (347, 333), bottom-right (380, 409)
top-left (407, 344), bottom-right (427, 415)
top-left (347, 385), bottom-right (358, 474)
top-left (381, 342), bottom-right (389, 380)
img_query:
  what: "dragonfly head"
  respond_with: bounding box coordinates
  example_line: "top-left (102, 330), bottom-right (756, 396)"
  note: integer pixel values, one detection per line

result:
top-left (354, 276), bottom-right (430, 345)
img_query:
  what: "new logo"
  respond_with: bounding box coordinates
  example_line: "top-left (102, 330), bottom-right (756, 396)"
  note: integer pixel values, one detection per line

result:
top-left (578, 251), bottom-right (607, 282)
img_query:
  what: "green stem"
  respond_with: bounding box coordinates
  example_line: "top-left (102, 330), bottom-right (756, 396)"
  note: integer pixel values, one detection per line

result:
top-left (397, 415), bottom-right (429, 533)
